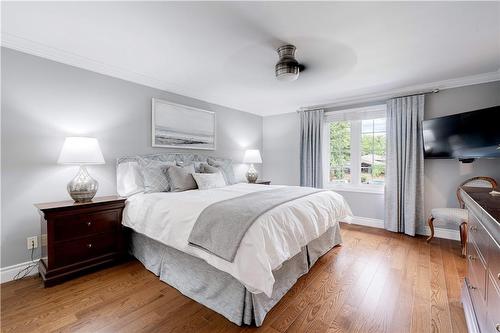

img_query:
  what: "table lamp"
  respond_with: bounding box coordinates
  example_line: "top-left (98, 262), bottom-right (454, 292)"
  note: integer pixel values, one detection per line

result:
top-left (58, 137), bottom-right (105, 202)
top-left (243, 149), bottom-right (262, 183)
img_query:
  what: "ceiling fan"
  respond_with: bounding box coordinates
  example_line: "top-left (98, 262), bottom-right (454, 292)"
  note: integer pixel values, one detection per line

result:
top-left (275, 44), bottom-right (306, 81)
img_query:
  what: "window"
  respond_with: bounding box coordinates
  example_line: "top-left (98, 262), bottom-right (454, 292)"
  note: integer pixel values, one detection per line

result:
top-left (329, 121), bottom-right (351, 184)
top-left (324, 105), bottom-right (386, 192)
top-left (361, 118), bottom-right (386, 185)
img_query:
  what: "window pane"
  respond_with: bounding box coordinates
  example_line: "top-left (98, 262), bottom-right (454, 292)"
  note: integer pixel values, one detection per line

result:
top-left (330, 167), bottom-right (351, 184)
top-left (329, 121), bottom-right (351, 184)
top-left (361, 167), bottom-right (372, 184)
top-left (361, 118), bottom-right (386, 185)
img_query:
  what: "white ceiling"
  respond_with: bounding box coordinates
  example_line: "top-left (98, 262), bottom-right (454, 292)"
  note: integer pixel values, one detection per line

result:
top-left (2, 2), bottom-right (500, 116)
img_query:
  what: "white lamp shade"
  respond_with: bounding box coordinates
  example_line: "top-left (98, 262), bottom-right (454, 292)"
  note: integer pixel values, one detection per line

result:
top-left (243, 149), bottom-right (262, 164)
top-left (57, 137), bottom-right (105, 165)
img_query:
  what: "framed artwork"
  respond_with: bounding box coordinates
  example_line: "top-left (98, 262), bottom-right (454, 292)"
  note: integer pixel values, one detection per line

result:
top-left (152, 98), bottom-right (216, 150)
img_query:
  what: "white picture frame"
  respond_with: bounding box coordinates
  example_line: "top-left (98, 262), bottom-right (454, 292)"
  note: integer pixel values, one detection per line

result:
top-left (152, 98), bottom-right (216, 150)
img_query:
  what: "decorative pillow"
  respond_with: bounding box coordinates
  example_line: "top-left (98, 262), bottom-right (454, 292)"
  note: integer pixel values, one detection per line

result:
top-left (200, 163), bottom-right (219, 174)
top-left (192, 172), bottom-right (227, 190)
top-left (207, 158), bottom-right (236, 185)
top-left (138, 158), bottom-right (176, 193)
top-left (176, 160), bottom-right (204, 173)
top-left (116, 161), bottom-right (144, 197)
top-left (165, 165), bottom-right (197, 192)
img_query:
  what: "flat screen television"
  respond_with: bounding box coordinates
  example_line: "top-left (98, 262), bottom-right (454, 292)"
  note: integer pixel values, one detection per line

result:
top-left (422, 105), bottom-right (500, 160)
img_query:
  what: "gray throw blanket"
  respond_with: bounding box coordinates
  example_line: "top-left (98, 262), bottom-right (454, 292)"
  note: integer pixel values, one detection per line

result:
top-left (188, 187), bottom-right (325, 262)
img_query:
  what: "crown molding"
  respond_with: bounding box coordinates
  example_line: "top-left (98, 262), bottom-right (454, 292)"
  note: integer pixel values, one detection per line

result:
top-left (1, 32), bottom-right (188, 97)
top-left (302, 70), bottom-right (500, 111)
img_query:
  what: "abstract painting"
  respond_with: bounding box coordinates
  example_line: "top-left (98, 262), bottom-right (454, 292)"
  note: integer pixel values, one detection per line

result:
top-left (152, 98), bottom-right (216, 150)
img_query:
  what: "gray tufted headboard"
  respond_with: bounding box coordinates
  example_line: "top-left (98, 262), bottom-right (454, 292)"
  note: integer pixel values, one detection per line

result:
top-left (117, 153), bottom-right (233, 169)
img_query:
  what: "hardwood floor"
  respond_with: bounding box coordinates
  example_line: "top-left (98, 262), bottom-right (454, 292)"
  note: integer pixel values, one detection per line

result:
top-left (1, 224), bottom-right (467, 333)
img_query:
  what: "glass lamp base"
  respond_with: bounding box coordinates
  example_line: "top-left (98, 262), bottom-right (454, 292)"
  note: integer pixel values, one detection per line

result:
top-left (67, 166), bottom-right (98, 203)
top-left (246, 164), bottom-right (258, 183)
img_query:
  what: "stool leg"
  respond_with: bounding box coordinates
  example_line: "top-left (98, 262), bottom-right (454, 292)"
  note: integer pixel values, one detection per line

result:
top-left (426, 216), bottom-right (435, 243)
top-left (460, 222), bottom-right (467, 258)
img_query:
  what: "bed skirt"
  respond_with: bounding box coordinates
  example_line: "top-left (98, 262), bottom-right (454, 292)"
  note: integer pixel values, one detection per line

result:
top-left (130, 223), bottom-right (342, 326)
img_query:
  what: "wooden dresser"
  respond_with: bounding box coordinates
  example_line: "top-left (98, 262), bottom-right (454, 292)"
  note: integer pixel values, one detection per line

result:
top-left (461, 187), bottom-right (500, 333)
top-left (35, 196), bottom-right (128, 287)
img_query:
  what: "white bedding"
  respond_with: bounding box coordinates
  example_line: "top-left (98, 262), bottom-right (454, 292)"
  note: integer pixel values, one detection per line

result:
top-left (122, 183), bottom-right (352, 297)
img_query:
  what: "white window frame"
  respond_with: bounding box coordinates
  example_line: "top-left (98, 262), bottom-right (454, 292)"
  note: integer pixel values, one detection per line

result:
top-left (323, 104), bottom-right (386, 194)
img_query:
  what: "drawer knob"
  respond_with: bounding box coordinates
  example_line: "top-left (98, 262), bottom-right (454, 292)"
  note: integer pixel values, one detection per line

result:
top-left (87, 243), bottom-right (92, 248)
top-left (87, 222), bottom-right (92, 227)
top-left (470, 226), bottom-right (477, 232)
top-left (468, 255), bottom-right (476, 261)
top-left (468, 284), bottom-right (477, 290)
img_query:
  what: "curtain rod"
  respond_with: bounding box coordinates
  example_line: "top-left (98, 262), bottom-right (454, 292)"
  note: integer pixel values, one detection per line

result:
top-left (392, 88), bottom-right (440, 99)
top-left (298, 88), bottom-right (440, 112)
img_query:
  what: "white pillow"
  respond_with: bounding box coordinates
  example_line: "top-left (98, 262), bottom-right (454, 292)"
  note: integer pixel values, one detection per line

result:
top-left (192, 172), bottom-right (226, 190)
top-left (117, 161), bottom-right (144, 197)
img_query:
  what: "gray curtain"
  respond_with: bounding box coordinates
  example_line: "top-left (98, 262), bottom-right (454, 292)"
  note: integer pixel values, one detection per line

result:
top-left (384, 95), bottom-right (424, 236)
top-left (299, 109), bottom-right (324, 188)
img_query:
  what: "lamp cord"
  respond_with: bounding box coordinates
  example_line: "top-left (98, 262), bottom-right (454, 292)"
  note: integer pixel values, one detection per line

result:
top-left (12, 246), bottom-right (38, 281)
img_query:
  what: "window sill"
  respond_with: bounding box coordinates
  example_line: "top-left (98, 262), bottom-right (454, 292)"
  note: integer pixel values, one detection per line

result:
top-left (324, 184), bottom-right (384, 194)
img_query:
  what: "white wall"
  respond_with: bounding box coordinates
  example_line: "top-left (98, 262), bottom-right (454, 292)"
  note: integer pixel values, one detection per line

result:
top-left (1, 48), bottom-right (263, 268)
top-left (263, 81), bottom-right (500, 231)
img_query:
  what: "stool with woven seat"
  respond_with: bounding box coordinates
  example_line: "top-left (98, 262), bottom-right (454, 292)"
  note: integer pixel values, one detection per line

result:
top-left (426, 176), bottom-right (497, 257)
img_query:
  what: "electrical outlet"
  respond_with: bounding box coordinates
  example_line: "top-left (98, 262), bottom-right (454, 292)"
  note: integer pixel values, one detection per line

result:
top-left (27, 236), bottom-right (38, 250)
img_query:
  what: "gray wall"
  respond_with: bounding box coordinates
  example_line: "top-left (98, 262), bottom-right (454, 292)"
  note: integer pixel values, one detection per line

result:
top-left (1, 48), bottom-right (263, 268)
top-left (263, 81), bottom-right (500, 231)
top-left (262, 112), bottom-right (300, 186)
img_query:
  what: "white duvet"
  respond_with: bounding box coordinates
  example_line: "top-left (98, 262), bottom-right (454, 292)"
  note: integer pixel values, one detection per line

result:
top-left (122, 183), bottom-right (352, 297)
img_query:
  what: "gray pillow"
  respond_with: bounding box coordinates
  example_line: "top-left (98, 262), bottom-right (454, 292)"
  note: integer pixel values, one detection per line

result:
top-left (138, 158), bottom-right (176, 193)
top-left (192, 172), bottom-right (227, 190)
top-left (200, 163), bottom-right (219, 174)
top-left (165, 165), bottom-right (197, 192)
top-left (177, 161), bottom-right (204, 173)
top-left (207, 158), bottom-right (236, 185)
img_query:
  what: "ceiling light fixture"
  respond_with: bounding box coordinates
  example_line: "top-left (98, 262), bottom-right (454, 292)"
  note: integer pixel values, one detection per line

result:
top-left (275, 44), bottom-right (304, 82)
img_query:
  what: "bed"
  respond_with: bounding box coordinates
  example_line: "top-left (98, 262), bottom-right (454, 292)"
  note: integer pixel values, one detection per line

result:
top-left (117, 154), bottom-right (352, 326)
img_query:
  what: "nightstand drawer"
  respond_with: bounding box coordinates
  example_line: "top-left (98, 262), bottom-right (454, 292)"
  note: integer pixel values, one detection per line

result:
top-left (53, 233), bottom-right (119, 267)
top-left (53, 209), bottom-right (120, 242)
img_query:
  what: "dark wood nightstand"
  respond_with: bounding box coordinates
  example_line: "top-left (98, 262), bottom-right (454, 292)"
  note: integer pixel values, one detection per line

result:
top-left (35, 196), bottom-right (128, 287)
top-left (254, 180), bottom-right (271, 185)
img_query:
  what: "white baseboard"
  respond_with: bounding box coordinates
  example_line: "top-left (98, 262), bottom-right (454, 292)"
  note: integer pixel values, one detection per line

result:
top-left (1, 260), bottom-right (39, 284)
top-left (347, 216), bottom-right (460, 241)
top-left (418, 226), bottom-right (460, 241)
top-left (348, 216), bottom-right (385, 229)
top-left (0, 223), bottom-right (459, 285)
